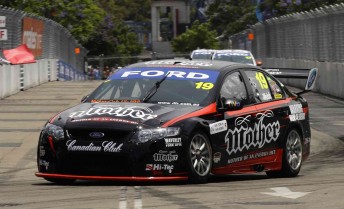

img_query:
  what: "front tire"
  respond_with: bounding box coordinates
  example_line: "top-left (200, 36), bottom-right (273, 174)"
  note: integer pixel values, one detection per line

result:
top-left (187, 131), bottom-right (212, 184)
top-left (266, 128), bottom-right (303, 178)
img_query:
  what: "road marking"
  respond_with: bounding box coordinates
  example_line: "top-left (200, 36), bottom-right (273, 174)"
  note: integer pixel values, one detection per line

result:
top-left (134, 186), bottom-right (142, 209)
top-left (261, 187), bottom-right (311, 199)
top-left (118, 186), bottom-right (142, 209)
top-left (119, 186), bottom-right (127, 209)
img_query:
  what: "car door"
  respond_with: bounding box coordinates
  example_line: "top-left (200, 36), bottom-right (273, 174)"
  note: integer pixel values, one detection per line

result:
top-left (211, 70), bottom-right (258, 174)
top-left (239, 69), bottom-right (289, 169)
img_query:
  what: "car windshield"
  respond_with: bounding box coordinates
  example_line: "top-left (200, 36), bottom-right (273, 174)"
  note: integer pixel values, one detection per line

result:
top-left (88, 67), bottom-right (220, 106)
top-left (213, 52), bottom-right (254, 65)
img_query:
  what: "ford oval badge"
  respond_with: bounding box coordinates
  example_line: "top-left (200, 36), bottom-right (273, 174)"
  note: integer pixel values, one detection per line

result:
top-left (89, 132), bottom-right (105, 139)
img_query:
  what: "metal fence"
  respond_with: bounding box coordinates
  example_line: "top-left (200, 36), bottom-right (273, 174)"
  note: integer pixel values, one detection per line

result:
top-left (229, 3), bottom-right (344, 99)
top-left (230, 3), bottom-right (344, 62)
top-left (0, 5), bottom-right (87, 73)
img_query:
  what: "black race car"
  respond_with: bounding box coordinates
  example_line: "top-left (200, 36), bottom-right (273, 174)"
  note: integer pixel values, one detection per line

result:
top-left (36, 59), bottom-right (317, 184)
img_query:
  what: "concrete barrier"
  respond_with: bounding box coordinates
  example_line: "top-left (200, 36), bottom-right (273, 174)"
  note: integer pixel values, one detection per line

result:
top-left (0, 59), bottom-right (85, 99)
top-left (262, 58), bottom-right (344, 99)
top-left (0, 64), bottom-right (20, 99)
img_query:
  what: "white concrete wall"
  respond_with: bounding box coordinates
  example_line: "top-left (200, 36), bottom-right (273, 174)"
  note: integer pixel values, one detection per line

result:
top-left (0, 59), bottom-right (86, 99)
top-left (0, 64), bottom-right (20, 99)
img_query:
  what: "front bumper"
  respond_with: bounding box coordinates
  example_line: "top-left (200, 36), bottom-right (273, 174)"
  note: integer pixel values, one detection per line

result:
top-left (35, 172), bottom-right (188, 182)
top-left (37, 130), bottom-right (188, 180)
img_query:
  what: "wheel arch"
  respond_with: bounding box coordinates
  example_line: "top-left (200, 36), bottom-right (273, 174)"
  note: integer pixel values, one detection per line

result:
top-left (176, 117), bottom-right (213, 146)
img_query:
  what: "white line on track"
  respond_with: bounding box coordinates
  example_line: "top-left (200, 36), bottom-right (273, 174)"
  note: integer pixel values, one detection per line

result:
top-left (118, 186), bottom-right (142, 209)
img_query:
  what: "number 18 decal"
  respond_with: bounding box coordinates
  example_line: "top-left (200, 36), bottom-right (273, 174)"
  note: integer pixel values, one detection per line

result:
top-left (195, 82), bottom-right (214, 90)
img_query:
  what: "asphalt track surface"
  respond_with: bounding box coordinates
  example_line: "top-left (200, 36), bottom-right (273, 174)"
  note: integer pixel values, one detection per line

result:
top-left (0, 81), bottom-right (343, 209)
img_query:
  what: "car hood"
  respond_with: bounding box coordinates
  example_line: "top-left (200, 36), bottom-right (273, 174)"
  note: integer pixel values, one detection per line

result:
top-left (51, 102), bottom-right (202, 131)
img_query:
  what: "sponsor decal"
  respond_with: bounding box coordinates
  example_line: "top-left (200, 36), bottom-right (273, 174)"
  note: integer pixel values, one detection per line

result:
top-left (289, 103), bottom-right (303, 114)
top-left (164, 138), bottom-right (182, 147)
top-left (91, 99), bottom-right (141, 103)
top-left (213, 152), bottom-right (221, 163)
top-left (39, 160), bottom-right (49, 170)
top-left (262, 92), bottom-right (272, 101)
top-left (289, 103), bottom-right (305, 121)
top-left (110, 67), bottom-right (219, 83)
top-left (289, 113), bottom-right (305, 121)
top-left (89, 132), bottom-right (105, 139)
top-left (227, 100), bottom-right (241, 108)
top-left (216, 52), bottom-right (250, 57)
top-left (228, 150), bottom-right (276, 164)
top-left (145, 164), bottom-right (174, 173)
top-left (306, 68), bottom-right (317, 90)
top-left (66, 140), bottom-right (123, 153)
top-left (71, 117), bottom-right (139, 124)
top-left (225, 110), bottom-right (280, 156)
top-left (210, 120), bottom-right (228, 135)
top-left (153, 150), bottom-right (178, 162)
top-left (145, 60), bottom-right (213, 67)
top-left (157, 101), bottom-right (200, 106)
top-left (274, 94), bottom-right (283, 99)
top-left (69, 105), bottom-right (157, 120)
top-left (39, 146), bottom-right (45, 156)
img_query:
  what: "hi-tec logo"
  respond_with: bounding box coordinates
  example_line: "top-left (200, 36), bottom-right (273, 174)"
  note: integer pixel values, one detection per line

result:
top-left (121, 70), bottom-right (210, 80)
top-left (225, 110), bottom-right (280, 156)
top-left (89, 132), bottom-right (105, 139)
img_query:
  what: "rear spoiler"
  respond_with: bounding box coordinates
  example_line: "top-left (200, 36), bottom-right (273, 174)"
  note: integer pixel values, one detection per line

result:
top-left (263, 68), bottom-right (311, 79)
top-left (263, 67), bottom-right (318, 96)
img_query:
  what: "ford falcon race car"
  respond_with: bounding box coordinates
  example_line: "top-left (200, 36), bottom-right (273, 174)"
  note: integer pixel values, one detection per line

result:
top-left (36, 59), bottom-right (317, 184)
top-left (190, 49), bottom-right (217, 60)
top-left (212, 49), bottom-right (261, 66)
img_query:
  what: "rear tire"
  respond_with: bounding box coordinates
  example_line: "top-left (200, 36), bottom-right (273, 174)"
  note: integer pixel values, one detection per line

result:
top-left (186, 131), bottom-right (212, 184)
top-left (266, 128), bottom-right (303, 178)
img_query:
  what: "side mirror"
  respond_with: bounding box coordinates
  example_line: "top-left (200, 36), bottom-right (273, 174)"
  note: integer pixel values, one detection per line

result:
top-left (218, 98), bottom-right (244, 112)
top-left (81, 95), bottom-right (89, 103)
top-left (256, 60), bottom-right (263, 66)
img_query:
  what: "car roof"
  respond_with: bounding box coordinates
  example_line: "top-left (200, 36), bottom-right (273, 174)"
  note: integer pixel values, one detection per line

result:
top-left (192, 49), bottom-right (217, 53)
top-left (123, 59), bottom-right (257, 72)
top-left (214, 49), bottom-right (252, 54)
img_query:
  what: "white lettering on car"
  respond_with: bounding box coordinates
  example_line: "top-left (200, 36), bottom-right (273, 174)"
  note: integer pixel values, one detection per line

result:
top-left (153, 150), bottom-right (178, 162)
top-left (69, 105), bottom-right (157, 120)
top-left (66, 140), bottom-right (123, 153)
top-left (120, 70), bottom-right (210, 80)
top-left (225, 110), bottom-right (280, 156)
top-left (289, 103), bottom-right (305, 121)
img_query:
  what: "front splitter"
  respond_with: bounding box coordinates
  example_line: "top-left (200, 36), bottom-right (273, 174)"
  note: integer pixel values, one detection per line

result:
top-left (35, 172), bottom-right (188, 182)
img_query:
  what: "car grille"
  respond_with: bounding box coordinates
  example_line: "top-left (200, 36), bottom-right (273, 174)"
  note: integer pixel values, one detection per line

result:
top-left (66, 129), bottom-right (132, 142)
top-left (57, 152), bottom-right (133, 176)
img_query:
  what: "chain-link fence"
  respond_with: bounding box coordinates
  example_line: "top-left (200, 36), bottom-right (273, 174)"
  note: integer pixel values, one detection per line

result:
top-left (230, 3), bottom-right (344, 62)
top-left (229, 3), bottom-right (344, 99)
top-left (0, 5), bottom-right (86, 73)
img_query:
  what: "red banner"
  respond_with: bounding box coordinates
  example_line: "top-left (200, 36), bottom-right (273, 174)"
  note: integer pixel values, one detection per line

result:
top-left (3, 44), bottom-right (36, 64)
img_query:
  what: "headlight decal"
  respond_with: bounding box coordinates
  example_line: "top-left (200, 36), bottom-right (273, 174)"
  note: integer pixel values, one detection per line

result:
top-left (47, 136), bottom-right (56, 154)
top-left (135, 127), bottom-right (181, 143)
top-left (44, 123), bottom-right (64, 140)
